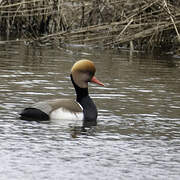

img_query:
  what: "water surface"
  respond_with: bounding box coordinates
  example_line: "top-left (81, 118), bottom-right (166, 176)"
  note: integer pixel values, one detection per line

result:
top-left (0, 41), bottom-right (180, 180)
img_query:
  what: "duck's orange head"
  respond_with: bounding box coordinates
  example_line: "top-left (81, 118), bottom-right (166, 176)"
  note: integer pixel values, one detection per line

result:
top-left (71, 59), bottom-right (104, 88)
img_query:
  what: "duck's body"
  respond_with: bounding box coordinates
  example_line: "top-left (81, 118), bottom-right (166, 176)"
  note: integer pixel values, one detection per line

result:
top-left (20, 59), bottom-right (104, 127)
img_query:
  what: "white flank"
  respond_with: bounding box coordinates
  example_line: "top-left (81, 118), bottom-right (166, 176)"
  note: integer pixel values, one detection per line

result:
top-left (50, 108), bottom-right (83, 126)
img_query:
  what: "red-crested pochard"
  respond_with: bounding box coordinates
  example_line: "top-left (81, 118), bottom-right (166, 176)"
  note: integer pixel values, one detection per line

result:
top-left (20, 59), bottom-right (104, 127)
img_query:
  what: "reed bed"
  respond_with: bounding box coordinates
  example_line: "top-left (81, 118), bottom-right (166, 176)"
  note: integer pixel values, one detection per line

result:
top-left (0, 0), bottom-right (180, 51)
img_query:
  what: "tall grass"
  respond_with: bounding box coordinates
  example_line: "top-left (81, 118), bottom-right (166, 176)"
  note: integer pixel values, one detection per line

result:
top-left (0, 0), bottom-right (180, 51)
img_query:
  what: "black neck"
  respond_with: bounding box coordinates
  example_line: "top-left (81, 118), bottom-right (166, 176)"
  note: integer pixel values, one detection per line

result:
top-left (70, 74), bottom-right (89, 102)
top-left (70, 74), bottom-right (97, 127)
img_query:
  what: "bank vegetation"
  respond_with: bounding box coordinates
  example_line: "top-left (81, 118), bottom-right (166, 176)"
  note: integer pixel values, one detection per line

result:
top-left (0, 0), bottom-right (180, 52)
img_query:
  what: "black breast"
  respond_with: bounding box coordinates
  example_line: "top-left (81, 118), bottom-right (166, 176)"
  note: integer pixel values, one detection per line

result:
top-left (79, 95), bottom-right (97, 127)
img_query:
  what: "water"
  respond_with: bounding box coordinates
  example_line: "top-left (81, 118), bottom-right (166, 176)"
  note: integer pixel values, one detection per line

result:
top-left (0, 41), bottom-right (180, 180)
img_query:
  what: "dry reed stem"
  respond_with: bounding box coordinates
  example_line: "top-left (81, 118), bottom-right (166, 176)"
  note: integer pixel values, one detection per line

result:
top-left (163, 0), bottom-right (180, 42)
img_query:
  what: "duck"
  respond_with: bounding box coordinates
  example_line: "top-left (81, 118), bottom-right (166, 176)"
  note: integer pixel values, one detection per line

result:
top-left (20, 59), bottom-right (104, 127)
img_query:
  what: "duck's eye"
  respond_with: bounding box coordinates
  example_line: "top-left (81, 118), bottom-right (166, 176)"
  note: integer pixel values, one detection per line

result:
top-left (79, 70), bottom-right (94, 76)
top-left (88, 71), bottom-right (95, 77)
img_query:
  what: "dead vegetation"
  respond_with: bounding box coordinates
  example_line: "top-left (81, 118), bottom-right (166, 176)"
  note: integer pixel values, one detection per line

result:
top-left (0, 0), bottom-right (180, 51)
